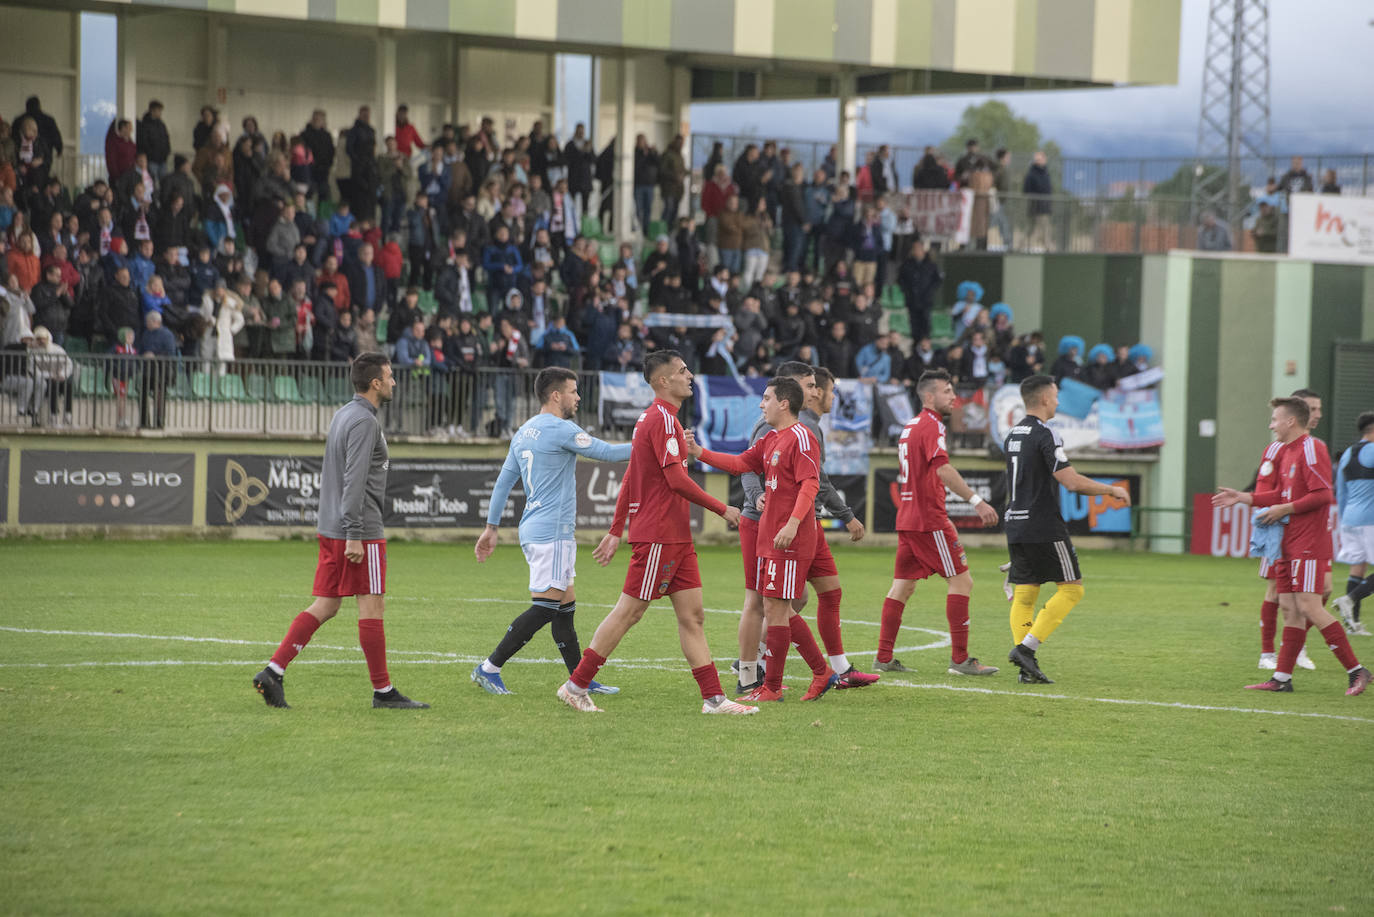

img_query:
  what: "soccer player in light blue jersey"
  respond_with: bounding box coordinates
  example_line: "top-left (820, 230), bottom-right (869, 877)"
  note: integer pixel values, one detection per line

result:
top-left (1334, 411), bottom-right (1374, 635)
top-left (472, 367), bottom-right (633, 694)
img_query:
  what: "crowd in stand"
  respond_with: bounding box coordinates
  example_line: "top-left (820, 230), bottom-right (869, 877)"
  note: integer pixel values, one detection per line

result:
top-left (1, 94), bottom-right (1155, 435)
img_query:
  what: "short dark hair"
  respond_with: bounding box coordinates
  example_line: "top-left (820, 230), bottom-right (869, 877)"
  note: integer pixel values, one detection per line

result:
top-left (776, 360), bottom-right (816, 382)
top-left (812, 365), bottom-right (835, 388)
top-left (1271, 396), bottom-right (1310, 428)
top-left (644, 349), bottom-right (681, 384)
top-left (1358, 411), bottom-right (1374, 436)
top-left (536, 367), bottom-right (577, 403)
top-left (1290, 388), bottom-right (1320, 401)
top-left (1020, 374), bottom-right (1056, 405)
top-left (768, 376), bottom-right (804, 417)
top-left (917, 368), bottom-right (952, 395)
top-left (351, 352), bottom-right (390, 393)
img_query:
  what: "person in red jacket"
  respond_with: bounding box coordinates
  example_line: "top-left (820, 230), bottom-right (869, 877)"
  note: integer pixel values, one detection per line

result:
top-left (393, 105), bottom-right (426, 158)
top-left (105, 119), bottom-right (137, 183)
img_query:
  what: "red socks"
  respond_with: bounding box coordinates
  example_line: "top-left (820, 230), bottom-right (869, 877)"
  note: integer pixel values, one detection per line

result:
top-left (1275, 625), bottom-right (1306, 676)
top-left (815, 588), bottom-right (844, 657)
top-left (946, 594), bottom-right (970, 664)
top-left (788, 614), bottom-right (828, 676)
top-left (763, 625), bottom-right (790, 692)
top-left (691, 663), bottom-right (724, 700)
top-left (877, 598), bottom-right (905, 663)
top-left (1259, 601), bottom-right (1279, 654)
top-left (357, 619), bottom-right (390, 690)
top-left (570, 648), bottom-right (606, 689)
top-left (270, 612), bottom-right (322, 670)
top-left (1319, 622), bottom-right (1360, 670)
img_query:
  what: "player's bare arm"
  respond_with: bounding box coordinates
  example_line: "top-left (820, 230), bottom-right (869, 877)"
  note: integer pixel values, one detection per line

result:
top-left (474, 524), bottom-right (498, 562)
top-left (937, 462), bottom-right (1000, 525)
top-left (1054, 467), bottom-right (1130, 505)
top-left (845, 517), bottom-right (865, 541)
top-left (345, 539), bottom-right (364, 563)
top-left (592, 532), bottom-right (621, 566)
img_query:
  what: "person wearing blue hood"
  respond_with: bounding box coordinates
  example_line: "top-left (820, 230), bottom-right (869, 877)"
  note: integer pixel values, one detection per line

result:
top-left (1081, 343), bottom-right (1117, 390)
top-left (988, 302), bottom-right (1014, 356)
top-left (1126, 344), bottom-right (1153, 380)
top-left (951, 279), bottom-right (983, 333)
top-left (1050, 335), bottom-right (1083, 385)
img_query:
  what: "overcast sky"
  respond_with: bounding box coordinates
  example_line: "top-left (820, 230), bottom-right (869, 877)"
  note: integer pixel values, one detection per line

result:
top-left (691, 0), bottom-right (1374, 156)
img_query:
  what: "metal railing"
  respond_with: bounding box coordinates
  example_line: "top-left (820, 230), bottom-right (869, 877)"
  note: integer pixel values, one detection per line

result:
top-left (691, 133), bottom-right (1373, 199)
top-left (0, 353), bottom-right (624, 440)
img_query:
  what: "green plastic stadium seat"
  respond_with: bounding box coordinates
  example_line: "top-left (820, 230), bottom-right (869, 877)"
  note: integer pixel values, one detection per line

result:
top-left (325, 376), bottom-right (353, 404)
top-left (167, 372), bottom-right (193, 399)
top-left (299, 375), bottom-right (326, 403)
top-left (191, 371), bottom-right (213, 399)
top-left (930, 311), bottom-right (954, 341)
top-left (245, 373), bottom-right (268, 400)
top-left (77, 370), bottom-right (110, 398)
top-left (376, 316), bottom-right (388, 342)
top-left (272, 375), bottom-right (308, 404)
top-left (417, 289), bottom-right (438, 314)
top-left (647, 219), bottom-right (667, 241)
top-left (65, 337), bottom-right (90, 354)
top-left (217, 374), bottom-right (251, 402)
top-left (317, 199), bottom-right (336, 222)
top-left (886, 309), bottom-right (911, 337)
top-left (598, 242), bottom-right (618, 265)
top-left (581, 215), bottom-right (608, 240)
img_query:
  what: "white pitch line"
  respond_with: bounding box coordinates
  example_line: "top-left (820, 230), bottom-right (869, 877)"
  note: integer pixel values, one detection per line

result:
top-left (2, 656), bottom-right (1369, 726)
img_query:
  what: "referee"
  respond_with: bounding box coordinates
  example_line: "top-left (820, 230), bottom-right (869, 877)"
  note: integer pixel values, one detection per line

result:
top-left (253, 352), bottom-right (429, 710)
top-left (1002, 374), bottom-right (1130, 683)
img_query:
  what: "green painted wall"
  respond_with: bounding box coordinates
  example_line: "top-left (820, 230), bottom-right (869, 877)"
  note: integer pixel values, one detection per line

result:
top-left (1308, 263), bottom-right (1367, 444)
top-left (1214, 259), bottom-right (1277, 488)
top-left (1101, 255), bottom-right (1144, 347)
top-left (941, 253), bottom-right (1004, 310)
top-left (1184, 258), bottom-right (1221, 503)
top-left (1038, 255), bottom-right (1106, 350)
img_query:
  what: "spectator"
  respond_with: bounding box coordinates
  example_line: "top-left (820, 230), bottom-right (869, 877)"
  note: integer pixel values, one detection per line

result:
top-left (6, 231), bottom-right (40, 292)
top-left (562, 123), bottom-right (594, 215)
top-left (819, 320), bottom-right (855, 377)
top-left (539, 311), bottom-right (580, 368)
top-left (13, 97), bottom-right (62, 160)
top-left (392, 104), bottom-right (426, 158)
top-left (327, 306), bottom-right (359, 363)
top-left (1278, 156), bottom-right (1314, 196)
top-left (1197, 210), bottom-right (1232, 252)
top-left (605, 321), bottom-right (644, 373)
top-left (345, 106), bottom-right (378, 220)
top-left (1320, 169), bottom-right (1341, 194)
top-left (845, 292), bottom-right (880, 348)
top-left (137, 310), bottom-right (177, 429)
top-left (13, 118), bottom-right (51, 201)
top-left (954, 138), bottom-right (984, 188)
top-left (658, 135), bottom-right (686, 224)
top-left (309, 282), bottom-right (339, 361)
top-left (316, 252), bottom-right (351, 312)
top-left (301, 110), bottom-right (334, 200)
top-left (99, 266), bottom-right (141, 341)
top-left (137, 101), bottom-right (171, 180)
top-left (490, 316), bottom-right (529, 434)
top-left (956, 328), bottom-right (993, 386)
top-left (1082, 343), bottom-right (1117, 390)
top-left (30, 263), bottom-right (72, 345)
top-left (265, 202), bottom-right (301, 271)
top-left (1253, 201), bottom-right (1279, 253)
top-left (343, 242), bottom-right (385, 316)
top-left (951, 279), bottom-right (983, 332)
top-left (848, 206), bottom-right (883, 288)
top-left (988, 303), bottom-right (1015, 357)
top-left (779, 162), bottom-right (809, 273)
top-left (905, 336), bottom-right (937, 378)
top-left (912, 147), bottom-right (949, 190)
top-left (1127, 344), bottom-right (1154, 377)
top-left (802, 168), bottom-right (830, 272)
top-left (732, 144), bottom-right (764, 211)
top-left (897, 239), bottom-right (942, 343)
top-left (989, 148), bottom-right (1013, 249)
top-left (191, 105), bottom-right (217, 151)
top-left (740, 196), bottom-right (772, 290)
top-left (872, 144), bottom-right (899, 197)
top-left (105, 119), bottom-right (137, 184)
top-left (855, 330), bottom-right (892, 382)
top-left (632, 133), bottom-right (659, 234)
top-left (27, 325), bottom-right (73, 425)
top-left (378, 135), bottom-right (411, 236)
top-left (260, 277), bottom-right (294, 358)
top-left (1050, 335), bottom-right (1084, 385)
top-left (715, 194), bottom-right (745, 277)
top-left (481, 224), bottom-right (523, 312)
top-left (406, 191), bottom-right (442, 290)
top-left (1022, 151), bottom-right (1053, 251)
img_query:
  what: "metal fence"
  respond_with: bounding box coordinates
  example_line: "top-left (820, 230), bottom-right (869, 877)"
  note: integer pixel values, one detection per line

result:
top-left (0, 353), bottom-right (627, 440)
top-left (691, 133), bottom-right (1373, 199)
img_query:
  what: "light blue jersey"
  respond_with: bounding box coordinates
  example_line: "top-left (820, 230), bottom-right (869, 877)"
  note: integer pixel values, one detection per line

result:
top-left (1336, 440), bottom-right (1374, 527)
top-left (487, 412), bottom-right (632, 544)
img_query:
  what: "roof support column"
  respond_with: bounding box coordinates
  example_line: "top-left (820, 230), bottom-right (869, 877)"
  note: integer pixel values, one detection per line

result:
top-left (377, 32), bottom-right (397, 146)
top-left (837, 70), bottom-right (859, 178)
top-left (615, 54), bottom-right (636, 240)
top-left (116, 9), bottom-right (137, 121)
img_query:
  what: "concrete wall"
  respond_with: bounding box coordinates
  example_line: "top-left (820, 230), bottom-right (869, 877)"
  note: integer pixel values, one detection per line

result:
top-left (0, 5), bottom-right (81, 181)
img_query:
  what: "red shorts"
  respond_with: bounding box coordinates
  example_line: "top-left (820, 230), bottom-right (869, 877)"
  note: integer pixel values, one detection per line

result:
top-left (809, 525), bottom-right (839, 579)
top-left (739, 516), bottom-right (760, 590)
top-left (624, 542), bottom-right (701, 601)
top-left (1275, 557), bottom-right (1324, 595)
top-left (312, 536), bottom-right (386, 597)
top-left (757, 551), bottom-right (815, 600)
top-left (894, 524), bottom-right (969, 581)
top-left (1258, 557), bottom-right (1278, 581)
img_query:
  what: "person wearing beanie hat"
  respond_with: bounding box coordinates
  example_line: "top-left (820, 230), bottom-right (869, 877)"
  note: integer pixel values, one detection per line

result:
top-left (1051, 334), bottom-right (1083, 385)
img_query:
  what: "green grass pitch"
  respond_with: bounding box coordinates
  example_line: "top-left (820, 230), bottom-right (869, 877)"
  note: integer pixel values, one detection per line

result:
top-left (2, 539), bottom-right (1371, 915)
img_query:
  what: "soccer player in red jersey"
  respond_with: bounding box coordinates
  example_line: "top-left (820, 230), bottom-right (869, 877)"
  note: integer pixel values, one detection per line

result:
top-left (1255, 388), bottom-right (1328, 670)
top-left (556, 351), bottom-right (757, 715)
top-left (875, 369), bottom-right (1002, 676)
top-left (692, 376), bottom-right (839, 703)
top-left (1215, 397), bottom-right (1371, 696)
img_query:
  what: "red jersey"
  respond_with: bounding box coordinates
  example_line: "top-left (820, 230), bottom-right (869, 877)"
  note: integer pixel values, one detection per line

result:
top-left (621, 398), bottom-right (693, 544)
top-left (1255, 434), bottom-right (1334, 559)
top-left (896, 408), bottom-right (951, 532)
top-left (732, 423), bottom-right (821, 561)
top-left (1255, 439), bottom-right (1283, 491)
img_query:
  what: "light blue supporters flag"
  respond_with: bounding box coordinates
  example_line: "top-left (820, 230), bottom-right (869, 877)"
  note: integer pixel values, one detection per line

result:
top-left (487, 413), bottom-right (631, 545)
top-left (693, 375), bottom-right (769, 452)
top-left (598, 371), bottom-right (656, 428)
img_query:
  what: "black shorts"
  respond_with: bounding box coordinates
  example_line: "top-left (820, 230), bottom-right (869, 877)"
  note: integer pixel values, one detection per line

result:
top-left (1008, 539), bottom-right (1081, 585)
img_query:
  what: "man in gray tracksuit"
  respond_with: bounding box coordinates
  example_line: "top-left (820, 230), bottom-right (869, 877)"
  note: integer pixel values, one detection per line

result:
top-left (253, 352), bottom-right (429, 710)
top-left (732, 362), bottom-right (879, 694)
